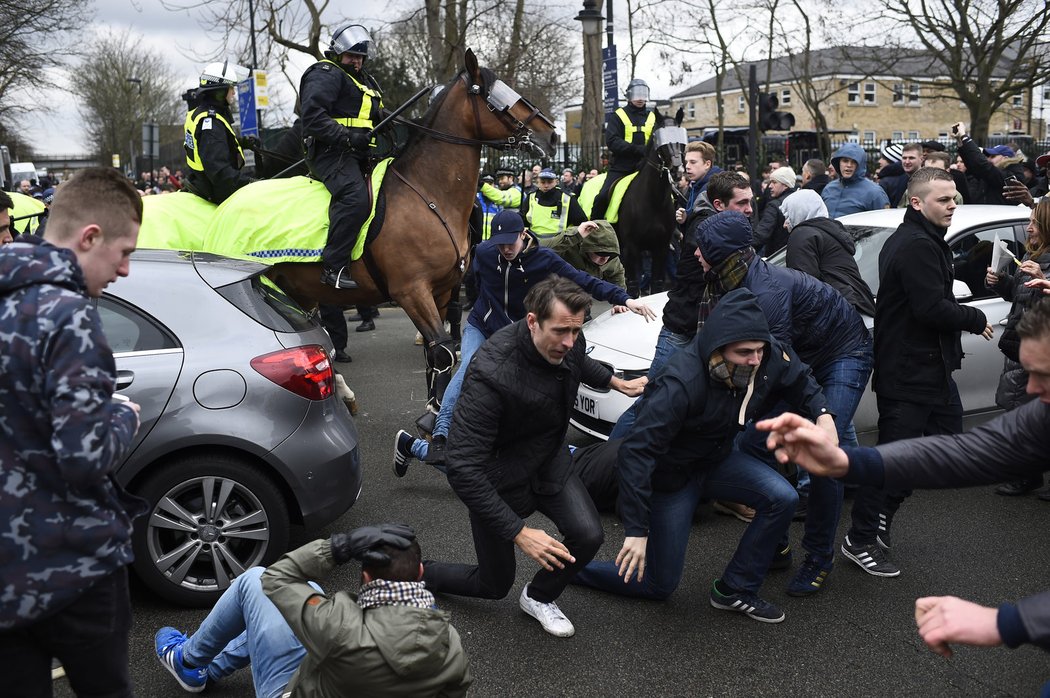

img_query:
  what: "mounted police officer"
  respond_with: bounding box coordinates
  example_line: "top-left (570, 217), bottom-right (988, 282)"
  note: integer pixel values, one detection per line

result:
top-left (300, 24), bottom-right (385, 290)
top-left (521, 168), bottom-right (587, 244)
top-left (590, 79), bottom-right (655, 220)
top-left (183, 60), bottom-right (254, 205)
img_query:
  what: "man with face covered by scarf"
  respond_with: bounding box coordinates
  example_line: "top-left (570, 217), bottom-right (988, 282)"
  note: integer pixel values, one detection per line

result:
top-left (573, 287), bottom-right (834, 624)
top-left (693, 210), bottom-right (873, 599)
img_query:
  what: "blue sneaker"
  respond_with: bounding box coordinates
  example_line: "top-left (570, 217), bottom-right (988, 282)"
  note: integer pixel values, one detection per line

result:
top-left (709, 581), bottom-right (785, 624)
top-left (155, 627), bottom-right (207, 693)
top-left (393, 430), bottom-right (415, 477)
top-left (786, 554), bottom-right (833, 597)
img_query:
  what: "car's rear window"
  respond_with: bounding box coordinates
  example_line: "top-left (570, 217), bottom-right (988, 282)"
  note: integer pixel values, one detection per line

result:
top-left (216, 274), bottom-right (317, 332)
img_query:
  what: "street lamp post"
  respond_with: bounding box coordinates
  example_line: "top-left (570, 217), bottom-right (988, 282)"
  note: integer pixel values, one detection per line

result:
top-left (575, 0), bottom-right (604, 168)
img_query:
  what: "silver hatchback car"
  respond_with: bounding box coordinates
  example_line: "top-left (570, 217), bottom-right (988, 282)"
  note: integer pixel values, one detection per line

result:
top-left (102, 249), bottom-right (362, 606)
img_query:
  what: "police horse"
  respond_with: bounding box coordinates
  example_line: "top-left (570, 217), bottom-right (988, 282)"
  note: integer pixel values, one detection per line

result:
top-left (264, 51), bottom-right (556, 405)
top-left (613, 108), bottom-right (686, 296)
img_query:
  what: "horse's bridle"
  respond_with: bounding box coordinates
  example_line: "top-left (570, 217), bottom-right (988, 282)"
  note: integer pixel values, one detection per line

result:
top-left (393, 73), bottom-right (554, 153)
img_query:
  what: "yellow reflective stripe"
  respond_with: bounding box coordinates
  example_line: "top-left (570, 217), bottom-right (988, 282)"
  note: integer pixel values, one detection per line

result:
top-left (184, 110), bottom-right (243, 172)
top-left (319, 59), bottom-right (382, 135)
top-left (615, 108), bottom-right (655, 144)
top-left (526, 192), bottom-right (570, 238)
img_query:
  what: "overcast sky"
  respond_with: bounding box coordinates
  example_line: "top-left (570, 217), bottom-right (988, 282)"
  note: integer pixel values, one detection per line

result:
top-left (23, 0), bottom-right (668, 156)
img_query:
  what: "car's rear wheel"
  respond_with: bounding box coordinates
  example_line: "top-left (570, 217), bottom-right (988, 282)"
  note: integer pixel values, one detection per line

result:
top-left (131, 454), bottom-right (290, 607)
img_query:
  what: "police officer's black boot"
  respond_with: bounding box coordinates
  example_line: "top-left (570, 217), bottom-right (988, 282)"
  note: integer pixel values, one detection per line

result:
top-left (321, 267), bottom-right (358, 290)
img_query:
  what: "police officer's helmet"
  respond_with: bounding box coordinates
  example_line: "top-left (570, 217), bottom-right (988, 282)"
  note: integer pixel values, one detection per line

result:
top-left (198, 60), bottom-right (250, 92)
top-left (330, 24), bottom-right (375, 60)
top-left (625, 79), bottom-right (650, 103)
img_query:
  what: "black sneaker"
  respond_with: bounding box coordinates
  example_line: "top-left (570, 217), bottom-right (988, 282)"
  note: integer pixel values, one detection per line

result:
top-left (355, 319), bottom-right (376, 332)
top-left (333, 349), bottom-right (352, 363)
top-left (393, 430), bottom-right (414, 477)
top-left (786, 555), bottom-right (833, 597)
top-left (841, 535), bottom-right (900, 577)
top-left (768, 544), bottom-right (792, 572)
top-left (320, 267), bottom-right (358, 290)
top-left (995, 477), bottom-right (1042, 496)
top-left (876, 512), bottom-right (892, 550)
top-left (709, 581), bottom-right (785, 623)
top-left (424, 435), bottom-right (447, 465)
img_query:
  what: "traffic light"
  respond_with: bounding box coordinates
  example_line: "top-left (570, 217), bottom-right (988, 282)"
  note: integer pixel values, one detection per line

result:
top-left (758, 92), bottom-right (796, 132)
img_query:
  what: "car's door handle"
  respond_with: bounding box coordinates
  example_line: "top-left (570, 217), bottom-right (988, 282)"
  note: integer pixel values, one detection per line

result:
top-left (116, 370), bottom-right (134, 390)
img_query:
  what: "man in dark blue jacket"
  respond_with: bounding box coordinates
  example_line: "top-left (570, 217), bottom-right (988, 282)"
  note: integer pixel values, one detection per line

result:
top-left (694, 210), bottom-right (873, 598)
top-left (393, 210), bottom-right (654, 471)
top-left (574, 288), bottom-right (834, 623)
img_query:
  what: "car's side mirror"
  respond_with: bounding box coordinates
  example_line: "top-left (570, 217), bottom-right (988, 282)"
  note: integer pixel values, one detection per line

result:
top-left (952, 279), bottom-right (973, 302)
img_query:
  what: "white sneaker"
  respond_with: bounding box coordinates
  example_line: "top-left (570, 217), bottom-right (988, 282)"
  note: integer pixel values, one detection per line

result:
top-left (519, 585), bottom-right (575, 637)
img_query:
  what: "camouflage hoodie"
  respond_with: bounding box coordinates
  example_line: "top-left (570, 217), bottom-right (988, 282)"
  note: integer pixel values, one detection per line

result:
top-left (0, 236), bottom-right (144, 629)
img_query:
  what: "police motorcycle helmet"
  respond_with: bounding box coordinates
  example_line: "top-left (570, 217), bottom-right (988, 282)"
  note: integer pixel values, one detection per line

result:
top-left (625, 78), bottom-right (650, 104)
top-left (196, 59), bottom-right (250, 103)
top-left (329, 24), bottom-right (375, 61)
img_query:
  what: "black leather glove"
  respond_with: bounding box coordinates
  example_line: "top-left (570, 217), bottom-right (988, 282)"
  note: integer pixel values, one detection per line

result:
top-left (347, 132), bottom-right (371, 152)
top-left (330, 523), bottom-right (415, 565)
top-left (239, 135), bottom-right (261, 150)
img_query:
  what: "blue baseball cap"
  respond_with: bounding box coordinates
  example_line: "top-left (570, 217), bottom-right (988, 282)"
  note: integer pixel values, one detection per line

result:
top-left (489, 210), bottom-right (526, 244)
top-left (983, 145), bottom-right (1015, 158)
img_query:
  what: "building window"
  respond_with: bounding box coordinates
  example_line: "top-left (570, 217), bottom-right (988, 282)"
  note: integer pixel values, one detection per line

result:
top-left (892, 82), bottom-right (905, 105)
top-left (909, 83), bottom-right (920, 104)
top-left (862, 130), bottom-right (876, 145)
top-left (738, 95), bottom-right (745, 112)
top-left (891, 130), bottom-right (904, 141)
top-left (780, 89), bottom-right (791, 106)
top-left (864, 82), bottom-right (876, 104)
top-left (847, 82), bottom-right (859, 104)
top-left (1012, 92), bottom-right (1024, 107)
top-left (687, 102), bottom-right (696, 119)
top-left (908, 130), bottom-right (920, 140)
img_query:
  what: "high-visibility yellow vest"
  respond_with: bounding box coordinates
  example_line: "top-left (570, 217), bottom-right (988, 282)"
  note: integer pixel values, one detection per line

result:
top-left (320, 59), bottom-right (383, 132)
top-left (526, 191), bottom-right (570, 239)
top-left (184, 109), bottom-right (242, 172)
top-left (615, 108), bottom-right (655, 145)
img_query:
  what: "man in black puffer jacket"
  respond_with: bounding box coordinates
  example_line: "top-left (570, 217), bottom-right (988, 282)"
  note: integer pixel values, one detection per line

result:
top-left (422, 277), bottom-right (647, 638)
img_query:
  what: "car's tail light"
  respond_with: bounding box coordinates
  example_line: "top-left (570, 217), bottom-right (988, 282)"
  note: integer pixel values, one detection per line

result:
top-left (250, 345), bottom-right (334, 400)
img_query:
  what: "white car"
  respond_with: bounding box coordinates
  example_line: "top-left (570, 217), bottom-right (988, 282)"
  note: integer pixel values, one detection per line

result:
top-left (571, 205), bottom-right (1032, 443)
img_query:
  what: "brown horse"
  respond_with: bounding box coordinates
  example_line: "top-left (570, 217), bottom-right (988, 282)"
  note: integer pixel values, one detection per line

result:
top-left (266, 50), bottom-right (556, 403)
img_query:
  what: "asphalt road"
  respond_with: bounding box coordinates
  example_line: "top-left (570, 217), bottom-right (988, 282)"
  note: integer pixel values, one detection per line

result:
top-left (58, 305), bottom-right (1048, 697)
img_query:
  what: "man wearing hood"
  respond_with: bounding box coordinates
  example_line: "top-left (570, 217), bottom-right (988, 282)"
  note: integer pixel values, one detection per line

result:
top-left (692, 210), bottom-right (873, 598)
top-left (547, 219), bottom-right (626, 289)
top-left (0, 168), bottom-right (145, 695)
top-left (822, 142), bottom-right (891, 217)
top-left (154, 525), bottom-right (472, 696)
top-left (781, 189), bottom-right (875, 317)
top-left (573, 288), bottom-right (834, 623)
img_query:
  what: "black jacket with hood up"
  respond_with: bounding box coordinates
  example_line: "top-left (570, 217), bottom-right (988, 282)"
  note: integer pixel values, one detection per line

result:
top-left (617, 288), bottom-right (829, 537)
top-left (785, 217), bottom-right (876, 317)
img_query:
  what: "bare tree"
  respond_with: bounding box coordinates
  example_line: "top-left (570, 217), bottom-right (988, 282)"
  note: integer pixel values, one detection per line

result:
top-left (0, 0), bottom-right (92, 151)
top-left (880, 0), bottom-right (1050, 142)
top-left (70, 30), bottom-right (184, 167)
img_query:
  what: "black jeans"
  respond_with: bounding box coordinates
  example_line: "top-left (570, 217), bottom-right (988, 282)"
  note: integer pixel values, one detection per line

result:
top-left (849, 378), bottom-right (963, 543)
top-left (0, 567), bottom-right (133, 697)
top-left (313, 151), bottom-right (368, 271)
top-left (424, 474), bottom-right (603, 604)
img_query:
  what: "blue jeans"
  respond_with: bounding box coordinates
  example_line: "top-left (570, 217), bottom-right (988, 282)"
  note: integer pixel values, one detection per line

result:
top-left (739, 335), bottom-right (873, 560)
top-left (573, 450), bottom-right (797, 599)
top-left (412, 323), bottom-right (488, 466)
top-left (182, 567), bottom-right (321, 698)
top-left (609, 326), bottom-right (693, 439)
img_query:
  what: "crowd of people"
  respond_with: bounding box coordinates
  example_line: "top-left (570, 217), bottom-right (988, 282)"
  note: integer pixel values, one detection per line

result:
top-left (5, 21), bottom-right (1050, 695)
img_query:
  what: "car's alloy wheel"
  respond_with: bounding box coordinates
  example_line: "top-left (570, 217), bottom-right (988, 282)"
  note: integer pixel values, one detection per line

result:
top-left (132, 455), bottom-right (290, 606)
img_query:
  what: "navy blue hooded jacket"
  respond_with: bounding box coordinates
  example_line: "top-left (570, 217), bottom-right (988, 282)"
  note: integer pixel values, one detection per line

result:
top-left (696, 211), bottom-right (869, 369)
top-left (822, 143), bottom-right (890, 217)
top-left (618, 288), bottom-right (829, 537)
